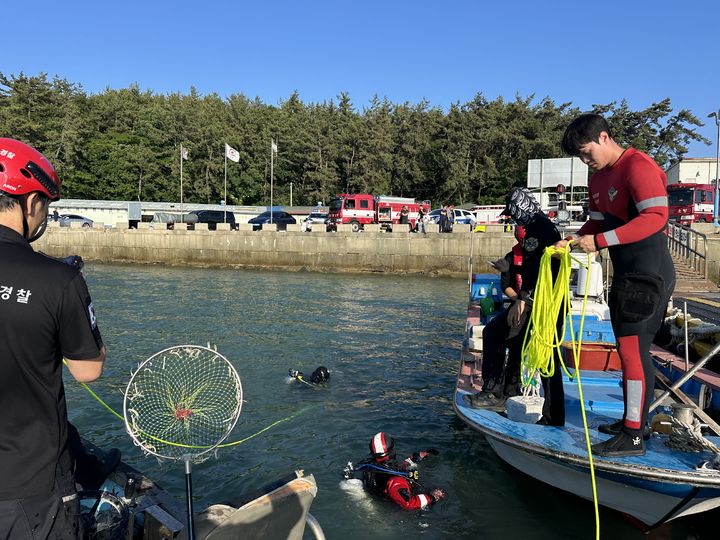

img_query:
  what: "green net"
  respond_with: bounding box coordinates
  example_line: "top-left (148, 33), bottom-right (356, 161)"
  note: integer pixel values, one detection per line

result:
top-left (123, 345), bottom-right (243, 462)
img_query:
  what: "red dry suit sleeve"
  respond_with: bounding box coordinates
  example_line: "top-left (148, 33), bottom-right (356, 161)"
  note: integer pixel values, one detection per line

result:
top-left (575, 189), bottom-right (604, 238)
top-left (386, 477), bottom-right (435, 510)
top-left (595, 154), bottom-right (668, 249)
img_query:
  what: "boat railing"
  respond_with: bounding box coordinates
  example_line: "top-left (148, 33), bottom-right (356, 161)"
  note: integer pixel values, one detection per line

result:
top-left (667, 222), bottom-right (708, 280)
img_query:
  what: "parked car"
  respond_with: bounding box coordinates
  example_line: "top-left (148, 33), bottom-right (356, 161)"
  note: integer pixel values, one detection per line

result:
top-left (187, 209), bottom-right (236, 230)
top-left (248, 211), bottom-right (296, 231)
top-left (427, 208), bottom-right (476, 226)
top-left (52, 214), bottom-right (93, 227)
top-left (301, 211), bottom-right (329, 232)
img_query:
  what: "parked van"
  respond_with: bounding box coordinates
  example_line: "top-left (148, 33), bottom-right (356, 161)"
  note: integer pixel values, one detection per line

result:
top-left (188, 209), bottom-right (236, 230)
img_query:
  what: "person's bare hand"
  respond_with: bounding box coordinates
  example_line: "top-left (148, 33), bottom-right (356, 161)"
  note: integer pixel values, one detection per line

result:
top-left (507, 300), bottom-right (525, 326)
top-left (574, 235), bottom-right (597, 253)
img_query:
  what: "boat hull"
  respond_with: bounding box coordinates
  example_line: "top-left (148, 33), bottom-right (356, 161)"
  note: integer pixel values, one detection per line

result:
top-left (485, 434), bottom-right (720, 526)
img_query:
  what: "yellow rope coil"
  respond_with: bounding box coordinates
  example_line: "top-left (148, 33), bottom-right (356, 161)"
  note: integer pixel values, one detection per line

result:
top-left (519, 243), bottom-right (601, 540)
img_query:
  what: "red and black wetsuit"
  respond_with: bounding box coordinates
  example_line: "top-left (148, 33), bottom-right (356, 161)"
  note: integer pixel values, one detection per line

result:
top-left (361, 455), bottom-right (438, 510)
top-left (575, 148), bottom-right (676, 434)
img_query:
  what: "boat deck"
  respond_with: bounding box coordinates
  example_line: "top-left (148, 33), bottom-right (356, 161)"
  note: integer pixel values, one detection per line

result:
top-left (456, 360), bottom-right (720, 481)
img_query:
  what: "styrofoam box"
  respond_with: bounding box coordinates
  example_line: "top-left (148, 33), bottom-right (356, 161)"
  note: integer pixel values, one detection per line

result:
top-left (506, 395), bottom-right (544, 424)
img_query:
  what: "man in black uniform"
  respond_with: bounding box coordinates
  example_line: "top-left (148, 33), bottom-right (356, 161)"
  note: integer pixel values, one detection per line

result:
top-left (0, 138), bottom-right (106, 539)
top-left (464, 188), bottom-right (565, 426)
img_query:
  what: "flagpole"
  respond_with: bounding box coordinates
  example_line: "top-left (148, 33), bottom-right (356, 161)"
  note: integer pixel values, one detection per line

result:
top-left (224, 148), bottom-right (228, 224)
top-left (180, 144), bottom-right (184, 220)
top-left (270, 139), bottom-right (274, 225)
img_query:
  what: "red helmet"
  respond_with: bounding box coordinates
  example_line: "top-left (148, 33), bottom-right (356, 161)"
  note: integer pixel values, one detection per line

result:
top-left (0, 138), bottom-right (61, 200)
top-left (370, 432), bottom-right (395, 462)
top-left (514, 225), bottom-right (526, 242)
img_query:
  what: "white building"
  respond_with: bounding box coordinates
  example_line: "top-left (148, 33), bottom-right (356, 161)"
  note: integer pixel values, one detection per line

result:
top-left (665, 158), bottom-right (719, 185)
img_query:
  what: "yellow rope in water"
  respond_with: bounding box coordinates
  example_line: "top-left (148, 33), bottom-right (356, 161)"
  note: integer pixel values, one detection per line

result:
top-left (519, 244), bottom-right (600, 540)
top-left (63, 360), bottom-right (309, 450)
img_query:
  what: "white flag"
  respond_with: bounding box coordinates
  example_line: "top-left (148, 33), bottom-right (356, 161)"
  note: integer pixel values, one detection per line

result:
top-left (271, 140), bottom-right (278, 154)
top-left (181, 145), bottom-right (189, 160)
top-left (225, 143), bottom-right (240, 163)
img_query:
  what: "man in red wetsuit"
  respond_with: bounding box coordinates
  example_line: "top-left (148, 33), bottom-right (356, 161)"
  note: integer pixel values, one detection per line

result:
top-left (557, 114), bottom-right (675, 457)
top-left (354, 432), bottom-right (446, 510)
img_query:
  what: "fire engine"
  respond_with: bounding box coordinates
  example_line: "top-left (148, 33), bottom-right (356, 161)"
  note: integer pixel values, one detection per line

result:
top-left (328, 194), bottom-right (431, 232)
top-left (668, 183), bottom-right (715, 224)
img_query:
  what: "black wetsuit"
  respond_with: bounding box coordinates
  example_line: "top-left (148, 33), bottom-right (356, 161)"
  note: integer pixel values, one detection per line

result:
top-left (482, 212), bottom-right (564, 424)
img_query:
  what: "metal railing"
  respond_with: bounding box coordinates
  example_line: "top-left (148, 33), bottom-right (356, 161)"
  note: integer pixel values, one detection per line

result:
top-left (667, 222), bottom-right (708, 280)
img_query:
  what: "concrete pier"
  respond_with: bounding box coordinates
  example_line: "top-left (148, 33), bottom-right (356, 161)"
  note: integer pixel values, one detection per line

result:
top-left (34, 223), bottom-right (720, 284)
top-left (35, 225), bottom-right (515, 278)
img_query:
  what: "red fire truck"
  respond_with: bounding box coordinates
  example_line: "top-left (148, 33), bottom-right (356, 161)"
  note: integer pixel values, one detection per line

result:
top-left (667, 183), bottom-right (715, 224)
top-left (328, 194), bottom-right (431, 232)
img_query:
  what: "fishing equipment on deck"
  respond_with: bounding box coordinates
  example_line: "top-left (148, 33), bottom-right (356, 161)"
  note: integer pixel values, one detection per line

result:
top-left (123, 345), bottom-right (243, 540)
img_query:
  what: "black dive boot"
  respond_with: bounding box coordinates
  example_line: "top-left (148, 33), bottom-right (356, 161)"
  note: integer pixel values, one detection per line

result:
top-left (591, 431), bottom-right (645, 457)
top-left (463, 378), bottom-right (506, 411)
top-left (598, 419), bottom-right (651, 440)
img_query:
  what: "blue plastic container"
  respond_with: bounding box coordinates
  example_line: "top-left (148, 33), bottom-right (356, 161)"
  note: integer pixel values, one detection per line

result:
top-left (470, 273), bottom-right (501, 303)
top-left (563, 315), bottom-right (616, 344)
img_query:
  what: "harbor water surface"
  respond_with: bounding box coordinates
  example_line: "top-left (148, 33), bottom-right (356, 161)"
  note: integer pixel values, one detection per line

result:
top-left (68, 264), bottom-right (717, 539)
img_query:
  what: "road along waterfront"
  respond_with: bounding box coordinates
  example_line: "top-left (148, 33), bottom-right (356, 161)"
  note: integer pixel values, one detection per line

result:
top-left (66, 263), bottom-right (718, 539)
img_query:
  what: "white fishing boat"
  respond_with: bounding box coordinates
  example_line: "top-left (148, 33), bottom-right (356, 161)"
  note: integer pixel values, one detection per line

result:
top-left (454, 263), bottom-right (720, 529)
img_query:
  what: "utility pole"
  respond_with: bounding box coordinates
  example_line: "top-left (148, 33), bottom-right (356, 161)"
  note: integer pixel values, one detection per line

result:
top-left (709, 110), bottom-right (720, 226)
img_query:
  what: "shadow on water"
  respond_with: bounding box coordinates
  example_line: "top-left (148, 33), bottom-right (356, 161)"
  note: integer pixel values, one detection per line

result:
top-left (66, 263), bottom-right (718, 539)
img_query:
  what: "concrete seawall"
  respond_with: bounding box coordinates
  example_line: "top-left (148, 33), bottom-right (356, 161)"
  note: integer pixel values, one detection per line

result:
top-left (35, 225), bottom-right (516, 278)
top-left (36, 224), bottom-right (720, 284)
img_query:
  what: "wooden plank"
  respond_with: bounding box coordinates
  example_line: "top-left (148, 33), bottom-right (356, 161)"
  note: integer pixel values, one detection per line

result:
top-left (654, 370), bottom-right (720, 437)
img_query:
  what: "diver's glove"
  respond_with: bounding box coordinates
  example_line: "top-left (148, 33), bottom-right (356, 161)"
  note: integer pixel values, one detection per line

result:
top-left (58, 255), bottom-right (84, 271)
top-left (430, 488), bottom-right (446, 503)
top-left (413, 448), bottom-right (439, 462)
top-left (490, 258), bottom-right (510, 273)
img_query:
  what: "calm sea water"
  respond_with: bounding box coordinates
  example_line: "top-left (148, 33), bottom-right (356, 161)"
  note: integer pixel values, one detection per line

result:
top-left (66, 264), bottom-right (717, 539)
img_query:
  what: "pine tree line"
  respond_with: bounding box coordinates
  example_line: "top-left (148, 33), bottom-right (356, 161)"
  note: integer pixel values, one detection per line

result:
top-left (0, 72), bottom-right (709, 206)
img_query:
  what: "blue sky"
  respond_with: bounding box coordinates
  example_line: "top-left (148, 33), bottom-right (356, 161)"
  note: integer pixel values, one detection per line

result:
top-left (3, 0), bottom-right (718, 157)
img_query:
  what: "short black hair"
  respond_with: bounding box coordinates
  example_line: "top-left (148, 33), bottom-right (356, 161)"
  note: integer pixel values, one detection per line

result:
top-left (561, 113), bottom-right (613, 156)
top-left (0, 191), bottom-right (49, 213)
top-left (0, 193), bottom-right (20, 212)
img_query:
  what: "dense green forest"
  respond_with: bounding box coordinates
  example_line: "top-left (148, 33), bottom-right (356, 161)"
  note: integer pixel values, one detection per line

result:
top-left (0, 72), bottom-right (710, 207)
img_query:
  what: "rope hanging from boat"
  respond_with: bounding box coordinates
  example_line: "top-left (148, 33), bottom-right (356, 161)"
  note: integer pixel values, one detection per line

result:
top-left (520, 242), bottom-right (601, 540)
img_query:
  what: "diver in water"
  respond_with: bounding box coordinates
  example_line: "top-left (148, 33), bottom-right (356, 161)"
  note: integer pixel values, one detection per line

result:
top-left (343, 432), bottom-right (446, 510)
top-left (288, 366), bottom-right (330, 386)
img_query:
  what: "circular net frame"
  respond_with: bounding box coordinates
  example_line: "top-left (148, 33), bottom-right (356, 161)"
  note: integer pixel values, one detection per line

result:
top-left (123, 345), bottom-right (243, 462)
